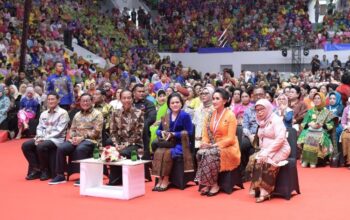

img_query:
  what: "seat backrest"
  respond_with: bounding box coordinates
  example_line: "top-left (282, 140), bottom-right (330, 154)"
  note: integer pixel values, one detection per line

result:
top-left (330, 117), bottom-right (339, 153)
top-left (190, 123), bottom-right (196, 153)
top-left (236, 125), bottom-right (243, 147)
top-left (35, 105), bottom-right (41, 119)
top-left (286, 127), bottom-right (297, 159)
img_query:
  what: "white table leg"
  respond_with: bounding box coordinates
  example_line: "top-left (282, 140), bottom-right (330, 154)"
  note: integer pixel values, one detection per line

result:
top-left (80, 162), bottom-right (103, 196)
top-left (122, 164), bottom-right (145, 199)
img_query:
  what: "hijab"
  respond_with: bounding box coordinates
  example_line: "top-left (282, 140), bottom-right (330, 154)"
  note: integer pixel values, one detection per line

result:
top-left (202, 86), bottom-right (214, 108)
top-left (327, 91), bottom-right (343, 117)
top-left (255, 99), bottom-right (274, 127)
top-left (314, 92), bottom-right (326, 110)
top-left (276, 93), bottom-right (288, 109)
top-left (156, 89), bottom-right (166, 107)
top-left (24, 86), bottom-right (35, 99)
top-left (155, 89), bottom-right (168, 121)
top-left (9, 85), bottom-right (18, 99)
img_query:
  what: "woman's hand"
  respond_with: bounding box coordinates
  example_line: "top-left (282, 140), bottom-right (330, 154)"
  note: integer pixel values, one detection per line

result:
top-left (257, 155), bottom-right (268, 163)
top-left (200, 142), bottom-right (211, 149)
top-left (72, 136), bottom-right (84, 145)
top-left (153, 121), bottom-right (161, 127)
top-left (248, 134), bottom-right (255, 145)
top-left (161, 131), bottom-right (168, 139)
top-left (309, 122), bottom-right (317, 129)
top-left (309, 122), bottom-right (321, 129)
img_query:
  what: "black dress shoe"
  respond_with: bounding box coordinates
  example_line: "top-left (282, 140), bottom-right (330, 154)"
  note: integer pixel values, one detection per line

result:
top-left (26, 171), bottom-right (41, 180)
top-left (158, 185), bottom-right (169, 192)
top-left (200, 187), bottom-right (210, 196)
top-left (40, 171), bottom-right (50, 181)
top-left (152, 186), bottom-right (160, 191)
top-left (207, 190), bottom-right (220, 197)
top-left (200, 190), bottom-right (210, 196)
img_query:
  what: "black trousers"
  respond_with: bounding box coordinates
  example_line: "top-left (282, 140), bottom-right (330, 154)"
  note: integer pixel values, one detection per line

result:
top-left (22, 139), bottom-right (57, 173)
top-left (108, 144), bottom-right (140, 185)
top-left (56, 140), bottom-right (95, 175)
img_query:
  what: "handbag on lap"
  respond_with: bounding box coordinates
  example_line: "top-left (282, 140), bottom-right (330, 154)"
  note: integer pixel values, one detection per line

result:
top-left (152, 114), bottom-right (176, 151)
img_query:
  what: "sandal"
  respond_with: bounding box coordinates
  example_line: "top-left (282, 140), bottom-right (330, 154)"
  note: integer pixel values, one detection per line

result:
top-left (249, 189), bottom-right (260, 197)
top-left (256, 194), bottom-right (271, 203)
top-left (207, 186), bottom-right (220, 197)
top-left (200, 187), bottom-right (210, 196)
top-left (152, 186), bottom-right (161, 191)
top-left (207, 190), bottom-right (220, 197)
top-left (158, 185), bottom-right (169, 192)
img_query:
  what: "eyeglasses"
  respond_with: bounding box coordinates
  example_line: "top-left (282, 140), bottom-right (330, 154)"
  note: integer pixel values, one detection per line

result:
top-left (255, 107), bottom-right (266, 113)
top-left (200, 92), bottom-right (210, 96)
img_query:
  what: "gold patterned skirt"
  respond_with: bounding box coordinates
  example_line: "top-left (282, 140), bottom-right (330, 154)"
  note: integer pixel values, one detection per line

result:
top-left (251, 161), bottom-right (280, 194)
top-left (342, 131), bottom-right (350, 163)
top-left (152, 148), bottom-right (173, 177)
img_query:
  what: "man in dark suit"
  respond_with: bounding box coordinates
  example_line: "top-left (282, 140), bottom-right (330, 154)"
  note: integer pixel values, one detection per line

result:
top-left (133, 84), bottom-right (156, 181)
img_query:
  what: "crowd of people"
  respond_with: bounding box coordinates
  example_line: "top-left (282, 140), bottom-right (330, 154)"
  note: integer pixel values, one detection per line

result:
top-left (143, 0), bottom-right (313, 52)
top-left (1, 0), bottom-right (350, 204)
top-left (142, 0), bottom-right (350, 52)
top-left (315, 6), bottom-right (350, 47)
top-left (1, 55), bottom-right (350, 202)
top-left (0, 0), bottom-right (151, 77)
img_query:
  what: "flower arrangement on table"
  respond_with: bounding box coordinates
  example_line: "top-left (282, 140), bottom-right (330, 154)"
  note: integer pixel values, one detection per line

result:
top-left (101, 145), bottom-right (120, 162)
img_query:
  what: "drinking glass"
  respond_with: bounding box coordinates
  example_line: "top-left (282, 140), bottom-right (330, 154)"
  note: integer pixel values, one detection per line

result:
top-left (137, 148), bottom-right (144, 161)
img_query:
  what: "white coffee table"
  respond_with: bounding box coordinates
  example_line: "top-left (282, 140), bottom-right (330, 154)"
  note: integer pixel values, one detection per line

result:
top-left (75, 158), bottom-right (151, 200)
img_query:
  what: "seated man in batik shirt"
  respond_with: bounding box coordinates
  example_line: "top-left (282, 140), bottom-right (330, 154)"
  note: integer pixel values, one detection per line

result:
top-left (49, 93), bottom-right (103, 185)
top-left (107, 90), bottom-right (144, 185)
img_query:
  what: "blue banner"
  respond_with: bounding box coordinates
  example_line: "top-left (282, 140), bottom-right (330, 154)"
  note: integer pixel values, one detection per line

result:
top-left (324, 43), bottom-right (350, 51)
top-left (198, 47), bottom-right (234, 53)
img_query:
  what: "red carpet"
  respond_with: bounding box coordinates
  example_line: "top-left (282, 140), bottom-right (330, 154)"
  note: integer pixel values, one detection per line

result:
top-left (1, 139), bottom-right (349, 220)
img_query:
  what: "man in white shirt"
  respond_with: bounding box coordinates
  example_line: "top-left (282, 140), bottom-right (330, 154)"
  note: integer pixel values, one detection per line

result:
top-left (22, 92), bottom-right (69, 181)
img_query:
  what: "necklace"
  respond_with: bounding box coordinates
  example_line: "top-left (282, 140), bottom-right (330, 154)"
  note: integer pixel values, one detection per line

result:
top-left (213, 108), bottom-right (226, 134)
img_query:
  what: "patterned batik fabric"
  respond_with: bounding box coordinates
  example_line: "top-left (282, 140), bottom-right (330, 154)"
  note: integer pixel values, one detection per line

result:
top-left (110, 107), bottom-right (144, 147)
top-left (245, 151), bottom-right (260, 180)
top-left (152, 148), bottom-right (173, 177)
top-left (69, 108), bottom-right (103, 145)
top-left (195, 147), bottom-right (220, 186)
top-left (94, 103), bottom-right (113, 130)
top-left (302, 130), bottom-right (328, 165)
top-left (251, 161), bottom-right (280, 194)
top-left (341, 132), bottom-right (350, 163)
